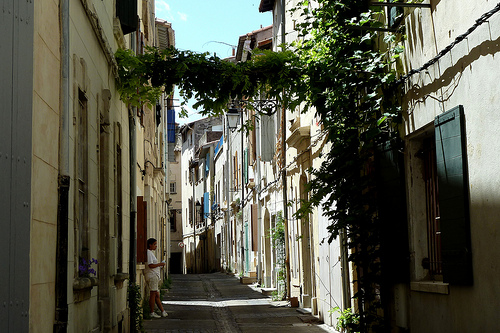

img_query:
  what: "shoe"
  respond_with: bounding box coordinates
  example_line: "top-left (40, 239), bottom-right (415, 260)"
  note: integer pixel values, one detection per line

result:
top-left (150, 312), bottom-right (161, 318)
top-left (161, 311), bottom-right (168, 317)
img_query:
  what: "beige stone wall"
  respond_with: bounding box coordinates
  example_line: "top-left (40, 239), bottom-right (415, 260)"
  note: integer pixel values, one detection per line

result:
top-left (401, 1), bottom-right (500, 331)
top-left (30, 0), bottom-right (61, 331)
top-left (30, 0), bottom-right (135, 331)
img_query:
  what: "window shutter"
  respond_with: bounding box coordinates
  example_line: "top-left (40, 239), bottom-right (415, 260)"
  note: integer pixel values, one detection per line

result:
top-left (244, 148), bottom-right (248, 183)
top-left (205, 153), bottom-right (210, 176)
top-left (434, 105), bottom-right (473, 285)
top-left (116, 0), bottom-right (138, 35)
top-left (261, 114), bottom-right (275, 161)
top-left (167, 109), bottom-right (176, 143)
top-left (188, 198), bottom-right (193, 224)
top-left (251, 204), bottom-right (258, 250)
top-left (136, 196), bottom-right (147, 263)
top-left (250, 111), bottom-right (257, 164)
top-left (204, 192), bottom-right (210, 219)
top-left (375, 138), bottom-right (409, 284)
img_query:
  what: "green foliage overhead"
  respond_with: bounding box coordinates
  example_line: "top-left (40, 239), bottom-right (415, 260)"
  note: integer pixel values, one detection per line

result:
top-left (116, 47), bottom-right (300, 116)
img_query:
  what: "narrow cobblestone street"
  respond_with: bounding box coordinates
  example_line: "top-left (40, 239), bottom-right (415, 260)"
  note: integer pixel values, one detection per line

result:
top-left (144, 273), bottom-right (335, 333)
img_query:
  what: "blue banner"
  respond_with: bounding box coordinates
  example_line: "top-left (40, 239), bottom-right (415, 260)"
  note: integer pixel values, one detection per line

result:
top-left (167, 109), bottom-right (175, 143)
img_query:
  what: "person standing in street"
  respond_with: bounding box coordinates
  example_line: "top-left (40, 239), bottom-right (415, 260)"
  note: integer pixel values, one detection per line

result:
top-left (144, 238), bottom-right (168, 318)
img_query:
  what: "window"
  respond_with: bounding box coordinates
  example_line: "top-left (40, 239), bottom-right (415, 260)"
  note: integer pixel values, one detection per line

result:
top-left (116, 140), bottom-right (123, 272)
top-left (188, 198), bottom-right (193, 226)
top-left (170, 182), bottom-right (176, 194)
top-left (76, 89), bottom-right (89, 263)
top-left (233, 152), bottom-right (239, 190)
top-left (409, 106), bottom-right (472, 285)
top-left (388, 0), bottom-right (404, 28)
top-left (170, 210), bottom-right (177, 232)
top-left (421, 137), bottom-right (441, 276)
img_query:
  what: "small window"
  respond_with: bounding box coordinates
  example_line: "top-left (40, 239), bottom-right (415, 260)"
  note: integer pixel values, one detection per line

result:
top-left (170, 182), bottom-right (176, 194)
top-left (170, 210), bottom-right (176, 232)
top-left (388, 0), bottom-right (404, 28)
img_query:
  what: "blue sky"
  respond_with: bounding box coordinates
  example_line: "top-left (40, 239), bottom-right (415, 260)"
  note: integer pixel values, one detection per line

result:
top-left (155, 0), bottom-right (272, 124)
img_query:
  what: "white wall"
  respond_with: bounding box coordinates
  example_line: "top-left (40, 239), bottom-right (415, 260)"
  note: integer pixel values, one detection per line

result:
top-left (401, 1), bottom-right (500, 331)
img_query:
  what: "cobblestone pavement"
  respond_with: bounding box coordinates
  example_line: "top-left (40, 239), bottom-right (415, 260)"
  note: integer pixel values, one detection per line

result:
top-left (144, 273), bottom-right (336, 333)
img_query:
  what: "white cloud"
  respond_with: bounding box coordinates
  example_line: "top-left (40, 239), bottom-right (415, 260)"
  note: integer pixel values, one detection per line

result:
top-left (177, 12), bottom-right (188, 21)
top-left (156, 0), bottom-right (173, 20)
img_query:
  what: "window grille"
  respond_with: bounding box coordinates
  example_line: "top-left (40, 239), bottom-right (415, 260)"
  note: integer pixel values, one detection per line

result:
top-left (423, 137), bottom-right (442, 276)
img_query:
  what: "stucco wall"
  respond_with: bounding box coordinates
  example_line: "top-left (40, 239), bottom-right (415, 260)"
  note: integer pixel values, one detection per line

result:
top-left (31, 0), bottom-right (61, 330)
top-left (402, 1), bottom-right (500, 331)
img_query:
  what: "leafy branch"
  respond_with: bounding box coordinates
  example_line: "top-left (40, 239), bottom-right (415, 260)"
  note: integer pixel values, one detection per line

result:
top-left (116, 47), bottom-right (300, 116)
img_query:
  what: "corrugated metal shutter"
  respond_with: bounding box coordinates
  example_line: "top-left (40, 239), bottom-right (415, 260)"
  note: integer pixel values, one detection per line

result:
top-left (434, 105), bottom-right (473, 285)
top-left (1, 0), bottom-right (33, 331)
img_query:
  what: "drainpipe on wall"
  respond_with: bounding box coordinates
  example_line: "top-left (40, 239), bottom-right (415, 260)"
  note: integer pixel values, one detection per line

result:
top-left (164, 100), bottom-right (169, 277)
top-left (225, 122), bottom-right (231, 272)
top-left (241, 110), bottom-right (246, 274)
top-left (280, 0), bottom-right (291, 300)
top-left (54, 0), bottom-right (70, 331)
top-left (129, 106), bottom-right (137, 328)
top-left (256, 105), bottom-right (262, 284)
top-left (192, 167), bottom-right (197, 273)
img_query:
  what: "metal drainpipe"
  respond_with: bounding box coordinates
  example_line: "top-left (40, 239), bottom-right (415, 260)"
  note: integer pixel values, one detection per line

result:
top-left (192, 167), bottom-right (196, 273)
top-left (241, 110), bottom-right (245, 274)
top-left (54, 0), bottom-right (70, 331)
top-left (164, 101), bottom-right (169, 277)
top-left (129, 106), bottom-right (138, 333)
top-left (256, 104), bottom-right (262, 284)
top-left (225, 121), bottom-right (231, 271)
top-left (280, 0), bottom-right (291, 299)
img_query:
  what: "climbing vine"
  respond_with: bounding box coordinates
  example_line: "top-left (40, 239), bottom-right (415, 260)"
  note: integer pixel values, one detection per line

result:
top-left (128, 282), bottom-right (144, 332)
top-left (116, 1), bottom-right (406, 331)
top-left (115, 46), bottom-right (300, 116)
top-left (292, 1), bottom-right (404, 331)
top-left (270, 211), bottom-right (286, 301)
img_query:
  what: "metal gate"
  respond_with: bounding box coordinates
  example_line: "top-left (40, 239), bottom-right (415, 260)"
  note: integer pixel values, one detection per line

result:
top-left (0, 0), bottom-right (34, 331)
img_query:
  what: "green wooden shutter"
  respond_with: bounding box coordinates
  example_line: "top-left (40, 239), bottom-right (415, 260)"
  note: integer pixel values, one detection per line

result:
top-left (375, 138), bottom-right (409, 284)
top-left (434, 105), bottom-right (473, 285)
top-left (244, 148), bottom-right (248, 183)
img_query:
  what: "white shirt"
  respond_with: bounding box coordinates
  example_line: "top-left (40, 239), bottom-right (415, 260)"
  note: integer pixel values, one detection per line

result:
top-left (144, 249), bottom-right (161, 278)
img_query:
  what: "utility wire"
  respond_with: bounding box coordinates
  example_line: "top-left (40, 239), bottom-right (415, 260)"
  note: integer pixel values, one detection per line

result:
top-left (397, 2), bottom-right (500, 85)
